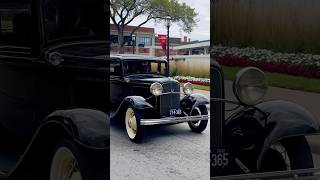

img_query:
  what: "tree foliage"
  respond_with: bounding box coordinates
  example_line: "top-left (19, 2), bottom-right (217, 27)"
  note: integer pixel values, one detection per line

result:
top-left (110, 0), bottom-right (198, 53)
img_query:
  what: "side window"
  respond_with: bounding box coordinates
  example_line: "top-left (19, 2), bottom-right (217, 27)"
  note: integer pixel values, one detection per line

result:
top-left (110, 60), bottom-right (121, 77)
top-left (160, 63), bottom-right (166, 74)
top-left (0, 3), bottom-right (32, 50)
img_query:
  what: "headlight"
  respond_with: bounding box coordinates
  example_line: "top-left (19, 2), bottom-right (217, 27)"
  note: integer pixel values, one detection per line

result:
top-left (233, 67), bottom-right (268, 105)
top-left (183, 82), bottom-right (193, 96)
top-left (150, 82), bottom-right (163, 96)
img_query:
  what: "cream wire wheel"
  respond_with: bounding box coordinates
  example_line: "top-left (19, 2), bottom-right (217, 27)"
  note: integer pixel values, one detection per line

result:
top-left (50, 146), bottom-right (82, 180)
top-left (125, 107), bottom-right (144, 142)
top-left (125, 108), bottom-right (137, 140)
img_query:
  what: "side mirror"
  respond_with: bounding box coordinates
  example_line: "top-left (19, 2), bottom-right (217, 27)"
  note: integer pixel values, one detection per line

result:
top-left (233, 67), bottom-right (268, 105)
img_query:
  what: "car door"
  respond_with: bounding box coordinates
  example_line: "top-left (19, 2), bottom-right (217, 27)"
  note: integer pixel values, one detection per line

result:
top-left (110, 59), bottom-right (124, 106)
top-left (0, 2), bottom-right (37, 140)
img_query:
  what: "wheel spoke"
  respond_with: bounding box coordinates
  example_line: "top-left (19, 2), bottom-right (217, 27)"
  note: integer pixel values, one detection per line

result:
top-left (271, 143), bottom-right (291, 170)
top-left (191, 107), bottom-right (201, 127)
top-left (66, 161), bottom-right (78, 180)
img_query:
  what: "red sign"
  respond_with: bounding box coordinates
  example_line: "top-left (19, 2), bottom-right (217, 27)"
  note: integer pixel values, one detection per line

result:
top-left (158, 35), bottom-right (167, 54)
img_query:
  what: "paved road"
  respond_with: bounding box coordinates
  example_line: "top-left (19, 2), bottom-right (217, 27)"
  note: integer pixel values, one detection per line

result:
top-left (110, 89), bottom-right (210, 180)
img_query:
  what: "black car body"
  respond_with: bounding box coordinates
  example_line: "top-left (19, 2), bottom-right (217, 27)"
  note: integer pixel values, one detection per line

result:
top-left (110, 54), bottom-right (209, 142)
top-left (210, 59), bottom-right (319, 178)
top-left (0, 0), bottom-right (108, 179)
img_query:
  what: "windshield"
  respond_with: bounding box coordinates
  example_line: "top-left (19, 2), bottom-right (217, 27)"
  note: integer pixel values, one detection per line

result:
top-left (43, 0), bottom-right (106, 42)
top-left (123, 60), bottom-right (167, 76)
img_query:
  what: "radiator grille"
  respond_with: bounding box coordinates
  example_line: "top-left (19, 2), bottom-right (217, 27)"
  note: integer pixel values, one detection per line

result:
top-left (158, 81), bottom-right (180, 116)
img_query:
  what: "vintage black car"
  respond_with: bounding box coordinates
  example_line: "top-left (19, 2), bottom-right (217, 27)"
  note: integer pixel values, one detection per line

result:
top-left (110, 54), bottom-right (209, 142)
top-left (0, 0), bottom-right (108, 179)
top-left (211, 59), bottom-right (320, 178)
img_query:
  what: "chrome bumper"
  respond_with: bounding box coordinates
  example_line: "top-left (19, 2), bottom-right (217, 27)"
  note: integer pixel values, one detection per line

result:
top-left (140, 115), bottom-right (209, 126)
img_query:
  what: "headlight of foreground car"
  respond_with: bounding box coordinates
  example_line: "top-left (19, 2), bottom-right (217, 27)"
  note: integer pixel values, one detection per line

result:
top-left (150, 82), bottom-right (163, 96)
top-left (183, 82), bottom-right (193, 96)
top-left (233, 67), bottom-right (268, 105)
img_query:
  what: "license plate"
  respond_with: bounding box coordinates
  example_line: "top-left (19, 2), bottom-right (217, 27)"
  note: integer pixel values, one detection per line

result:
top-left (211, 147), bottom-right (231, 169)
top-left (169, 109), bottom-right (182, 116)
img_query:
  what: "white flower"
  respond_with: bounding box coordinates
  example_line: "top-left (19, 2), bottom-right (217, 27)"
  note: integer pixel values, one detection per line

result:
top-left (211, 45), bottom-right (320, 68)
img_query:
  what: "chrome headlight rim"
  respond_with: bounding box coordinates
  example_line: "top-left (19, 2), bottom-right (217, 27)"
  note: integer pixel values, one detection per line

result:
top-left (183, 82), bottom-right (194, 96)
top-left (233, 67), bottom-right (268, 105)
top-left (150, 82), bottom-right (163, 96)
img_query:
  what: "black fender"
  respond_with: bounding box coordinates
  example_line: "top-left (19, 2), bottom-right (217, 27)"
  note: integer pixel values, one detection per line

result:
top-left (180, 93), bottom-right (209, 115)
top-left (7, 108), bottom-right (109, 179)
top-left (226, 100), bottom-right (319, 171)
top-left (44, 108), bottom-right (109, 148)
top-left (111, 96), bottom-right (156, 120)
top-left (255, 100), bottom-right (319, 170)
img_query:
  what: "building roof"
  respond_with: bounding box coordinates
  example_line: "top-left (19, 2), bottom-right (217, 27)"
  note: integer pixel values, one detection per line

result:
top-left (173, 40), bottom-right (210, 50)
top-left (110, 24), bottom-right (155, 34)
top-left (110, 54), bottom-right (167, 62)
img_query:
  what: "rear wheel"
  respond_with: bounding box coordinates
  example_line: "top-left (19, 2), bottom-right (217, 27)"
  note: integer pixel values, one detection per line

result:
top-left (188, 105), bottom-right (208, 133)
top-left (125, 107), bottom-right (144, 142)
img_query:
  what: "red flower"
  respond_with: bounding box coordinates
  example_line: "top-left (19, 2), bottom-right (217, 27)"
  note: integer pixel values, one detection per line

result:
top-left (215, 54), bottom-right (320, 79)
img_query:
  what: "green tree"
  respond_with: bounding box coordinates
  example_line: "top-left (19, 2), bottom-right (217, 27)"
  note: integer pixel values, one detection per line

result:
top-left (110, 0), bottom-right (198, 53)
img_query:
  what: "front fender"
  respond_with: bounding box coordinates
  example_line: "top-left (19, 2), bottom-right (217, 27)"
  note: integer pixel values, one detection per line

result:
top-left (180, 93), bottom-right (209, 114)
top-left (8, 118), bottom-right (108, 179)
top-left (250, 100), bottom-right (319, 170)
top-left (111, 96), bottom-right (156, 120)
top-left (122, 96), bottom-right (154, 109)
top-left (226, 100), bottom-right (319, 171)
top-left (45, 108), bottom-right (109, 148)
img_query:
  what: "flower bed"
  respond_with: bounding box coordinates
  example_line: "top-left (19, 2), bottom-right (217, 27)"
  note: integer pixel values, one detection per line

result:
top-left (212, 46), bottom-right (320, 78)
top-left (173, 76), bottom-right (210, 86)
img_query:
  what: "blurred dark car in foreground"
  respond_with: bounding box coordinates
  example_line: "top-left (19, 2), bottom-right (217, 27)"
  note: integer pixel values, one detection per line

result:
top-left (0, 0), bottom-right (108, 179)
top-left (211, 59), bottom-right (319, 178)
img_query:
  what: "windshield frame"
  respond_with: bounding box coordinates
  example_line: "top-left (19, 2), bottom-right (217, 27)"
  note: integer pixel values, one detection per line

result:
top-left (122, 59), bottom-right (168, 77)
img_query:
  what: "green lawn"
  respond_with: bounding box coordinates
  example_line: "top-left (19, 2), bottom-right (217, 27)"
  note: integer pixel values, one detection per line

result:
top-left (222, 66), bottom-right (320, 93)
top-left (192, 84), bottom-right (210, 91)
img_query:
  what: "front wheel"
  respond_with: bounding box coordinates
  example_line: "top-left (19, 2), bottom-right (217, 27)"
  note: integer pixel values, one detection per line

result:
top-left (50, 139), bottom-right (106, 180)
top-left (188, 105), bottom-right (208, 133)
top-left (125, 107), bottom-right (144, 142)
top-left (260, 136), bottom-right (314, 172)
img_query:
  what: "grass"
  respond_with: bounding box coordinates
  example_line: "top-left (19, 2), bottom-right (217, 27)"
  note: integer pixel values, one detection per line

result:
top-left (179, 84), bottom-right (210, 91)
top-left (222, 66), bottom-right (320, 93)
top-left (193, 84), bottom-right (210, 91)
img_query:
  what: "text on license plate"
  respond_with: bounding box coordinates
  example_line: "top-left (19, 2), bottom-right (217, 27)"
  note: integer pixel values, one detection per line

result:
top-left (170, 109), bottom-right (182, 116)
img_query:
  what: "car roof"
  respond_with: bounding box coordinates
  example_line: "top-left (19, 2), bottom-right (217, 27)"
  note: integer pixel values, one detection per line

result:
top-left (110, 54), bottom-right (167, 62)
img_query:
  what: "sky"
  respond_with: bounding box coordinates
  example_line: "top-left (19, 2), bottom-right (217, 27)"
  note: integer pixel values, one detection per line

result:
top-left (120, 0), bottom-right (210, 42)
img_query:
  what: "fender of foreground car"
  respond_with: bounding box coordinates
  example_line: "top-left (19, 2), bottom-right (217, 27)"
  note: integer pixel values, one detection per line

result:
top-left (1, 108), bottom-right (109, 180)
top-left (226, 100), bottom-right (319, 171)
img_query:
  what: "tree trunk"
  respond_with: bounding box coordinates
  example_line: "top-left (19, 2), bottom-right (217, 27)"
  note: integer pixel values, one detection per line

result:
top-left (118, 26), bottom-right (125, 54)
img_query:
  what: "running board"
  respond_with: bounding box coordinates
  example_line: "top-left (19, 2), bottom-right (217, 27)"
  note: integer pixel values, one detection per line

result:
top-left (211, 168), bottom-right (320, 180)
